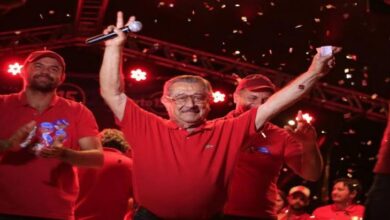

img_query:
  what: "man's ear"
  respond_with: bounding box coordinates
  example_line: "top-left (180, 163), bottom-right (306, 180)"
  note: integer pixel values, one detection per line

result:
top-left (161, 96), bottom-right (168, 106)
top-left (233, 92), bottom-right (239, 104)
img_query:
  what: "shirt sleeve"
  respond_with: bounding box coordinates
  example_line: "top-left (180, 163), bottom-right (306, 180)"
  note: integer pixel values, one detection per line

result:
top-left (282, 130), bottom-right (304, 172)
top-left (75, 104), bottom-right (99, 140)
top-left (231, 108), bottom-right (258, 139)
top-left (284, 132), bottom-right (304, 155)
top-left (115, 98), bottom-right (164, 149)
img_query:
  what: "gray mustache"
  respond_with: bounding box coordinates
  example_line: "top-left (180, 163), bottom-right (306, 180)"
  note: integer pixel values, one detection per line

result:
top-left (182, 107), bottom-right (200, 113)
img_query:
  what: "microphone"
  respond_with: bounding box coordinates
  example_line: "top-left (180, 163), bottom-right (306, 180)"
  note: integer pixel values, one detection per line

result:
top-left (85, 21), bottom-right (142, 44)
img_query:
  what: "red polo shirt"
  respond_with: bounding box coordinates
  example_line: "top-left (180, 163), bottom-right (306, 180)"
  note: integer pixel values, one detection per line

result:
top-left (278, 208), bottom-right (312, 220)
top-left (312, 204), bottom-right (365, 220)
top-left (0, 92), bottom-right (99, 220)
top-left (374, 128), bottom-right (390, 174)
top-left (117, 98), bottom-right (257, 219)
top-left (223, 111), bottom-right (303, 219)
top-left (76, 147), bottom-right (133, 220)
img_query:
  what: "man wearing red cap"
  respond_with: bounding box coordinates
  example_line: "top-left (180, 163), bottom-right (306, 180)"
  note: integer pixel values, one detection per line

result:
top-left (223, 74), bottom-right (323, 220)
top-left (278, 186), bottom-right (312, 220)
top-left (0, 50), bottom-right (103, 220)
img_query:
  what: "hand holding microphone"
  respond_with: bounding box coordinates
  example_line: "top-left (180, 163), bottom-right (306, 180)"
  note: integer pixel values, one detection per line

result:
top-left (86, 12), bottom-right (142, 45)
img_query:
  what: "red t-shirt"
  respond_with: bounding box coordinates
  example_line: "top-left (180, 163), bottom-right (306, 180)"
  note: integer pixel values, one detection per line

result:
top-left (374, 128), bottom-right (390, 174)
top-left (0, 92), bottom-right (99, 220)
top-left (278, 208), bottom-right (312, 220)
top-left (117, 98), bottom-right (257, 219)
top-left (312, 204), bottom-right (365, 220)
top-left (76, 147), bottom-right (133, 220)
top-left (223, 111), bottom-right (303, 218)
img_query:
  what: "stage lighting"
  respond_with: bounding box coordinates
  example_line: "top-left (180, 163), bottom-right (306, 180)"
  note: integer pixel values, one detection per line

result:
top-left (212, 91), bottom-right (226, 103)
top-left (7, 62), bottom-right (23, 76)
top-left (287, 120), bottom-right (296, 126)
top-left (299, 113), bottom-right (314, 124)
top-left (130, 68), bottom-right (147, 81)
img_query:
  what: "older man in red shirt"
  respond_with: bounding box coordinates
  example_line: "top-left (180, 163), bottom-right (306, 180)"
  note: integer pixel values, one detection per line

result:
top-left (99, 11), bottom-right (341, 220)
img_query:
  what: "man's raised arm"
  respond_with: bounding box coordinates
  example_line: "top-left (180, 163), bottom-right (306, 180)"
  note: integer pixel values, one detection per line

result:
top-left (99, 11), bottom-right (135, 121)
top-left (255, 47), bottom-right (342, 129)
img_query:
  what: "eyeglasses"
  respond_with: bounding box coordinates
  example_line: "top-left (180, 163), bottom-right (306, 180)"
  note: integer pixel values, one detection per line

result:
top-left (166, 94), bottom-right (209, 105)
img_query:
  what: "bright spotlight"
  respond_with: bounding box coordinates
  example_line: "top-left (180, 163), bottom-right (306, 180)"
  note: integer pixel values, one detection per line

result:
top-left (130, 68), bottom-right (147, 81)
top-left (212, 91), bottom-right (226, 103)
top-left (7, 62), bottom-right (23, 76)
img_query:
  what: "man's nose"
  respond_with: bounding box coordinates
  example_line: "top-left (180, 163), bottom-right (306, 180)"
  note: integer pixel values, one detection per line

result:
top-left (40, 66), bottom-right (52, 74)
top-left (183, 96), bottom-right (196, 106)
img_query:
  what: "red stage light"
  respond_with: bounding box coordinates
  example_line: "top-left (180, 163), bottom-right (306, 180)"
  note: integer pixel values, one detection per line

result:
top-left (7, 62), bottom-right (23, 76)
top-left (212, 91), bottom-right (226, 103)
top-left (130, 68), bottom-right (147, 81)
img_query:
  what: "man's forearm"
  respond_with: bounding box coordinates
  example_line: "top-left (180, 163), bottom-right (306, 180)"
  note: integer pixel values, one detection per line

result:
top-left (255, 46), bottom-right (342, 129)
top-left (301, 143), bottom-right (323, 181)
top-left (100, 46), bottom-right (124, 99)
top-left (99, 45), bottom-right (127, 120)
top-left (256, 69), bottom-right (322, 129)
top-left (61, 148), bottom-right (104, 168)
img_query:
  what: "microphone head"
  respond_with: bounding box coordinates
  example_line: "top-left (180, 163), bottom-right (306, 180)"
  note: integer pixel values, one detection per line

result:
top-left (128, 21), bottom-right (142, 32)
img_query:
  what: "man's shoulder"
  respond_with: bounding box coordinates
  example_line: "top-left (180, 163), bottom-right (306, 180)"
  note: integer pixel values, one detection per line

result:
top-left (263, 122), bottom-right (290, 137)
top-left (313, 204), bottom-right (332, 213)
top-left (56, 96), bottom-right (91, 111)
top-left (350, 204), bottom-right (365, 212)
top-left (0, 93), bottom-right (19, 102)
top-left (223, 108), bottom-right (258, 121)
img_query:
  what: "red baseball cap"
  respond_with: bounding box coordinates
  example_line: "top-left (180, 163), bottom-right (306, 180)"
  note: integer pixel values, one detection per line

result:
top-left (23, 50), bottom-right (66, 73)
top-left (235, 74), bottom-right (276, 93)
top-left (289, 185), bottom-right (311, 198)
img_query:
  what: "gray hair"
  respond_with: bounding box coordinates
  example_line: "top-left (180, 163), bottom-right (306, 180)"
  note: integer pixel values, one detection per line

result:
top-left (163, 75), bottom-right (213, 96)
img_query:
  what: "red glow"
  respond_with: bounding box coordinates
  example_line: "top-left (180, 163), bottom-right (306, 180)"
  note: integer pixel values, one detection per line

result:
top-left (130, 68), bottom-right (147, 81)
top-left (7, 62), bottom-right (23, 76)
top-left (212, 91), bottom-right (226, 103)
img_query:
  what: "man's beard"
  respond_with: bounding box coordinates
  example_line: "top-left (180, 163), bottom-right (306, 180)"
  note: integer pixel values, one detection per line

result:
top-left (28, 75), bottom-right (59, 93)
top-left (290, 204), bottom-right (306, 212)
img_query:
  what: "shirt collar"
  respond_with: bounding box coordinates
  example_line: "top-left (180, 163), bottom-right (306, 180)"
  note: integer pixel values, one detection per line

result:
top-left (103, 147), bottom-right (123, 154)
top-left (17, 91), bottom-right (60, 108)
top-left (331, 203), bottom-right (357, 212)
top-left (165, 119), bottom-right (214, 131)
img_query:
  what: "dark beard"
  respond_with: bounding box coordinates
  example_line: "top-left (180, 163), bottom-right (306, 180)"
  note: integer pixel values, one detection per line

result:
top-left (290, 204), bottom-right (306, 212)
top-left (28, 75), bottom-right (58, 93)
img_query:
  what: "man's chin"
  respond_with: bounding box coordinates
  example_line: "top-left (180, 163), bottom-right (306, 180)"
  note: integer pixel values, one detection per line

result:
top-left (180, 115), bottom-right (204, 123)
top-left (180, 112), bottom-right (201, 118)
top-left (28, 85), bottom-right (56, 93)
top-left (182, 117), bottom-right (201, 123)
